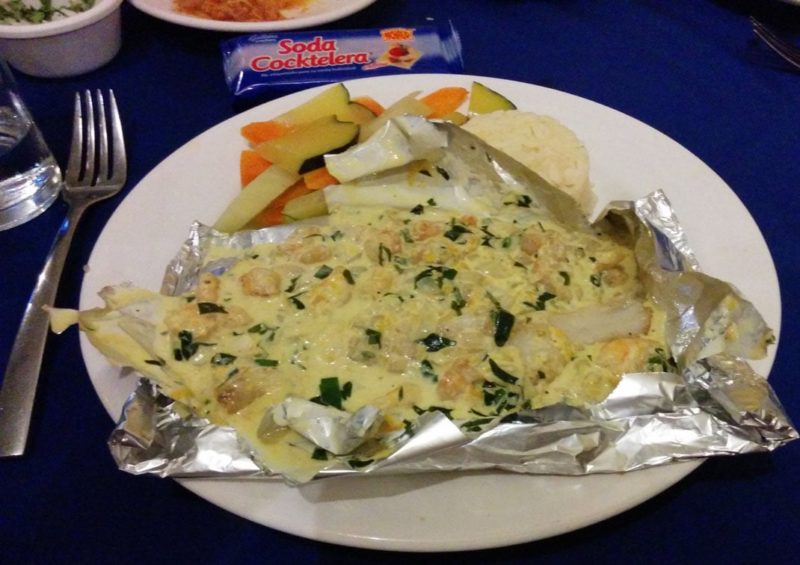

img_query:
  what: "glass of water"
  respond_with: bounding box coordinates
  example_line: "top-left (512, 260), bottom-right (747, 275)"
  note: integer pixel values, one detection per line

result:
top-left (0, 60), bottom-right (61, 231)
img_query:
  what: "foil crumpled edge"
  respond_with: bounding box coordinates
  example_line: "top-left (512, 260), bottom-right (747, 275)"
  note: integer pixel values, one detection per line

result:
top-left (108, 190), bottom-right (797, 480)
top-left (106, 122), bottom-right (797, 480)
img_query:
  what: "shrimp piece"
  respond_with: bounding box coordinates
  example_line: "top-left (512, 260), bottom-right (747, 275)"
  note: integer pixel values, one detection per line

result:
top-left (299, 242), bottom-right (332, 264)
top-left (438, 314), bottom-right (491, 352)
top-left (595, 337), bottom-right (661, 376)
top-left (437, 358), bottom-right (482, 400)
top-left (218, 304), bottom-right (253, 330)
top-left (519, 229), bottom-right (545, 256)
top-left (411, 220), bottom-right (442, 241)
top-left (380, 323), bottom-right (417, 373)
top-left (305, 267), bottom-right (352, 307)
top-left (364, 230), bottom-right (403, 264)
top-left (165, 303), bottom-right (219, 339)
top-left (240, 268), bottom-right (282, 297)
top-left (195, 273), bottom-right (220, 302)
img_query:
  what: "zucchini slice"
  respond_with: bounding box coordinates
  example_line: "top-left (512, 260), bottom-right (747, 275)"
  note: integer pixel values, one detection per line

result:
top-left (468, 82), bottom-right (517, 114)
top-left (283, 190), bottom-right (328, 222)
top-left (213, 166), bottom-right (299, 233)
top-left (256, 115), bottom-right (359, 175)
top-left (276, 83), bottom-right (352, 126)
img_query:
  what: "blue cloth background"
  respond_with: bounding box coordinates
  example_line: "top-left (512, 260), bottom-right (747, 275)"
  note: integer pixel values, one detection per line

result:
top-left (1, 0), bottom-right (799, 562)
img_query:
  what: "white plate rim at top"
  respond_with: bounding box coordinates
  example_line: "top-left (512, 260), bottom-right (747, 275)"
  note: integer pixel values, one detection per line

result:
top-left (127, 0), bottom-right (376, 32)
top-left (78, 74), bottom-right (781, 552)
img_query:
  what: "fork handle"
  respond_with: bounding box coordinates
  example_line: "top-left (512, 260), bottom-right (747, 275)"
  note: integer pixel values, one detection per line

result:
top-left (0, 202), bottom-right (87, 457)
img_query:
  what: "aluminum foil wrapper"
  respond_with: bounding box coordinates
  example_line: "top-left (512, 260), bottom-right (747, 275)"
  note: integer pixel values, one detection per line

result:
top-left (108, 121), bottom-right (797, 481)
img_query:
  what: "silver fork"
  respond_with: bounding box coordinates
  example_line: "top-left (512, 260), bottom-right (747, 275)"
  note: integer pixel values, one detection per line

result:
top-left (751, 17), bottom-right (800, 72)
top-left (0, 90), bottom-right (127, 457)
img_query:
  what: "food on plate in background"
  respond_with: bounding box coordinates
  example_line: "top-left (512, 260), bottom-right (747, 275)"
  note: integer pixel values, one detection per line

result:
top-left (174, 0), bottom-right (306, 21)
top-left (0, 0), bottom-right (95, 24)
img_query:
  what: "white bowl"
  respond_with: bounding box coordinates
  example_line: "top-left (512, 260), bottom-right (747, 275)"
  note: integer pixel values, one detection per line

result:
top-left (0, 0), bottom-right (123, 78)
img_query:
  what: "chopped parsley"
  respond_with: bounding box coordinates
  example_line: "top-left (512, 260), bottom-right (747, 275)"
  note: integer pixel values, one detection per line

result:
top-left (488, 358), bottom-right (518, 384)
top-left (197, 302), bottom-right (227, 314)
top-left (443, 221), bottom-right (471, 242)
top-left (417, 333), bottom-right (456, 352)
top-left (311, 376), bottom-right (352, 410)
top-left (524, 291), bottom-right (557, 311)
top-left (211, 353), bottom-right (237, 366)
top-left (314, 265), bottom-right (333, 279)
top-left (419, 359), bottom-right (438, 381)
top-left (365, 328), bottom-right (382, 347)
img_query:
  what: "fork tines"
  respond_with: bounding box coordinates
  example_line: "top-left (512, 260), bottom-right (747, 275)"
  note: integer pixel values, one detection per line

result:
top-left (751, 17), bottom-right (800, 72)
top-left (66, 89), bottom-right (127, 188)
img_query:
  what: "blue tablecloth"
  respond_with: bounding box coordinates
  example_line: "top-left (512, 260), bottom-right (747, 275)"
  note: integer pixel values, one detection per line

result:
top-left (2, 0), bottom-right (799, 561)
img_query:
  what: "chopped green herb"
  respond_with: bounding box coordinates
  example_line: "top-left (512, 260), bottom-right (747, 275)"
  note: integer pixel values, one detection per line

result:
top-left (414, 265), bottom-right (457, 289)
top-left (488, 358), bottom-right (518, 384)
top-left (348, 458), bottom-right (374, 469)
top-left (435, 166), bottom-right (450, 180)
top-left (365, 328), bottom-right (382, 347)
top-left (443, 222), bottom-right (471, 242)
top-left (516, 194), bottom-right (533, 208)
top-left (144, 359), bottom-right (165, 367)
top-left (450, 287), bottom-right (466, 315)
top-left (314, 265), bottom-right (333, 279)
top-left (197, 302), bottom-right (227, 314)
top-left (420, 359), bottom-right (438, 381)
top-left (378, 243), bottom-right (392, 265)
top-left (255, 358), bottom-right (279, 367)
top-left (410, 204), bottom-right (424, 215)
top-left (418, 333), bottom-right (456, 352)
top-left (590, 273), bottom-right (602, 287)
top-left (288, 293), bottom-right (306, 310)
top-left (525, 291), bottom-right (557, 311)
top-left (461, 417), bottom-right (496, 432)
top-left (492, 308), bottom-right (515, 346)
top-left (342, 269), bottom-right (355, 285)
top-left (559, 271), bottom-right (571, 286)
top-left (174, 330), bottom-right (198, 361)
top-left (427, 198), bottom-right (437, 206)
top-left (211, 353), bottom-right (237, 366)
top-left (285, 275), bottom-right (301, 293)
top-left (316, 376), bottom-right (349, 410)
top-left (311, 448), bottom-right (329, 461)
top-left (412, 405), bottom-right (453, 418)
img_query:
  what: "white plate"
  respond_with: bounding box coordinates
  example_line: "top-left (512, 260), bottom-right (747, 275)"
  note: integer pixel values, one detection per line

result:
top-left (128, 0), bottom-right (376, 32)
top-left (79, 74), bottom-right (780, 551)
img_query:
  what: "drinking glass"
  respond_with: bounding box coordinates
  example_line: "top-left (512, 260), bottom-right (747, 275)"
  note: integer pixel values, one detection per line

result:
top-left (0, 60), bottom-right (61, 231)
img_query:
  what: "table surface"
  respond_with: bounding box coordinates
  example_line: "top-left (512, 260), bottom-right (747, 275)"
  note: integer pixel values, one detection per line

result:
top-left (2, 0), bottom-right (800, 561)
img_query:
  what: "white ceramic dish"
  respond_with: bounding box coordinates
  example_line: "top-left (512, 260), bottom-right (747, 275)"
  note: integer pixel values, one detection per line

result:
top-left (0, 0), bottom-right (123, 78)
top-left (129, 0), bottom-right (376, 32)
top-left (78, 74), bottom-right (780, 551)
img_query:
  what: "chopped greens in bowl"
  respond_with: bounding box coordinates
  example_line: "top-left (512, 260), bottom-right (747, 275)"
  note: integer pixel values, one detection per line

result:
top-left (0, 0), bottom-right (96, 24)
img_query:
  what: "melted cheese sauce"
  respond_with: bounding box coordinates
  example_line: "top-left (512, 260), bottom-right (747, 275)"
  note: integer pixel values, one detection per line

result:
top-left (117, 196), bottom-right (670, 477)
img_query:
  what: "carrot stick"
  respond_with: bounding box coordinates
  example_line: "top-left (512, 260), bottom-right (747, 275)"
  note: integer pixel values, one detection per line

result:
top-left (251, 179), bottom-right (315, 227)
top-left (240, 150), bottom-right (271, 187)
top-left (241, 120), bottom-right (292, 145)
top-left (420, 87), bottom-right (469, 119)
top-left (302, 167), bottom-right (340, 190)
top-left (352, 95), bottom-right (385, 116)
